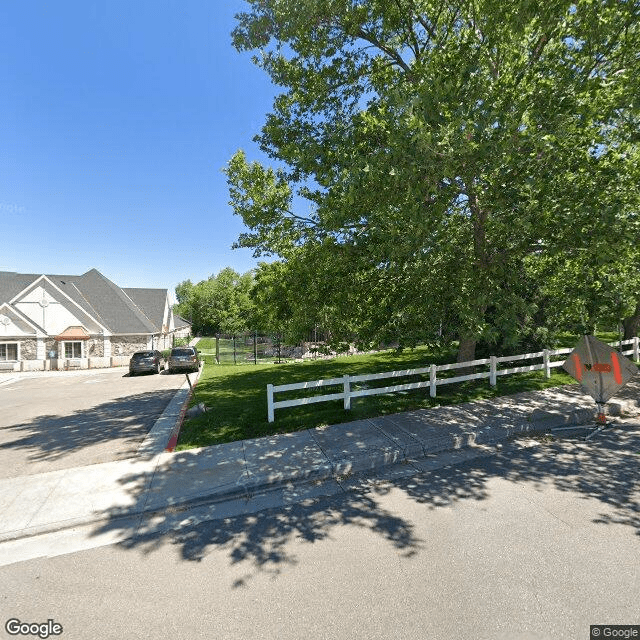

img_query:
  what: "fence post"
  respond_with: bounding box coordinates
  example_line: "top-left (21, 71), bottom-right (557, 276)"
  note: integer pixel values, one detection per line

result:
top-left (634, 336), bottom-right (639, 362)
top-left (490, 356), bottom-right (497, 387)
top-left (267, 384), bottom-right (275, 423)
top-left (343, 374), bottom-right (351, 410)
top-left (215, 335), bottom-right (219, 364)
top-left (254, 331), bottom-right (258, 364)
top-left (543, 349), bottom-right (550, 379)
top-left (430, 364), bottom-right (437, 398)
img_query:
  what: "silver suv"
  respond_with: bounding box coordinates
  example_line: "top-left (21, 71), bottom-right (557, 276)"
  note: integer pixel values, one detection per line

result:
top-left (168, 346), bottom-right (200, 373)
top-left (129, 350), bottom-right (165, 375)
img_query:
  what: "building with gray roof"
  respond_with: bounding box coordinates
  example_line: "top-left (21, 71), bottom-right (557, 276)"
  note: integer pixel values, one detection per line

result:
top-left (0, 268), bottom-right (191, 372)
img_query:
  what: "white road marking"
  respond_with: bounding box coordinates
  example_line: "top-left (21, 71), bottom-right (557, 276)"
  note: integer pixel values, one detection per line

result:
top-left (0, 496), bottom-right (246, 567)
top-left (0, 520), bottom-right (138, 567)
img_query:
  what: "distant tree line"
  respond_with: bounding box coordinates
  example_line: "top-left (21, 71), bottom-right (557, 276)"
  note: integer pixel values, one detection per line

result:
top-left (173, 264), bottom-right (332, 344)
top-left (175, 252), bottom-right (639, 356)
top-left (174, 268), bottom-right (254, 337)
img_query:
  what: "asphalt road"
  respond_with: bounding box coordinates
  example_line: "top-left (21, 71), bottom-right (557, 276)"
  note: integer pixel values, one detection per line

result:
top-left (1, 420), bottom-right (638, 640)
top-left (0, 368), bottom-right (185, 478)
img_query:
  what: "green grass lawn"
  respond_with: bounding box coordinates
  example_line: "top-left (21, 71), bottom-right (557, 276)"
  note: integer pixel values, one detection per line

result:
top-left (176, 342), bottom-right (583, 450)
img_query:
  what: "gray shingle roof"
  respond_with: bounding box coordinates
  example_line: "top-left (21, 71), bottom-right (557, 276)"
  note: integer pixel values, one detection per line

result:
top-left (0, 272), bottom-right (42, 303)
top-left (0, 268), bottom-right (166, 335)
top-left (123, 288), bottom-right (168, 332)
top-left (173, 314), bottom-right (192, 330)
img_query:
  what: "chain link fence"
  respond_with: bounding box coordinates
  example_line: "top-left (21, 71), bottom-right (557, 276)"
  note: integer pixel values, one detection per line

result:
top-left (197, 332), bottom-right (360, 365)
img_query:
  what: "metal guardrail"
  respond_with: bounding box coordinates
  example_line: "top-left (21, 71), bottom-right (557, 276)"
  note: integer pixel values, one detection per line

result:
top-left (266, 337), bottom-right (640, 422)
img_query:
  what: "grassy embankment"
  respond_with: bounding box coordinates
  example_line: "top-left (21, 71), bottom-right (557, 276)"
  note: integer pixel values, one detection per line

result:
top-left (174, 334), bottom-right (627, 450)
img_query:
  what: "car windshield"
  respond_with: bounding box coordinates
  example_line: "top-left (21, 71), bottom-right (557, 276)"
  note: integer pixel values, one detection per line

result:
top-left (171, 348), bottom-right (194, 356)
top-left (133, 352), bottom-right (155, 359)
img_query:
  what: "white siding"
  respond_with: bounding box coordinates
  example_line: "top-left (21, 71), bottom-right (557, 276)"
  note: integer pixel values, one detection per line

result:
top-left (14, 284), bottom-right (102, 335)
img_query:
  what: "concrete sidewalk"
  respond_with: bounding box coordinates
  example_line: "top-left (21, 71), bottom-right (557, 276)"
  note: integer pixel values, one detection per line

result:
top-left (1, 381), bottom-right (638, 545)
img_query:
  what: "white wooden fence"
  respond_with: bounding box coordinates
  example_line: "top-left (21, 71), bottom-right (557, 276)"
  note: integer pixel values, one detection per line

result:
top-left (266, 337), bottom-right (640, 422)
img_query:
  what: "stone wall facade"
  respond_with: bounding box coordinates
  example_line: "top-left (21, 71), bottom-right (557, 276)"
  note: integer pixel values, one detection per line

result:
top-left (8, 335), bottom-right (166, 367)
top-left (111, 335), bottom-right (151, 356)
top-left (85, 338), bottom-right (104, 358)
top-left (20, 339), bottom-right (38, 360)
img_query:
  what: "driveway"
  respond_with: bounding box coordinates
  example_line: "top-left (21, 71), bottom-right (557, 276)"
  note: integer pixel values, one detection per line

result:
top-left (0, 367), bottom-right (186, 478)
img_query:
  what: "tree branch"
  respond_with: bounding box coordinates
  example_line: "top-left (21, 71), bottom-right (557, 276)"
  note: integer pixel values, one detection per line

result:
top-left (581, 20), bottom-right (631, 82)
top-left (393, 0), bottom-right (422, 61)
top-left (512, 30), bottom-right (553, 90)
top-left (355, 28), bottom-right (412, 73)
top-left (286, 211), bottom-right (316, 225)
top-left (439, 7), bottom-right (461, 48)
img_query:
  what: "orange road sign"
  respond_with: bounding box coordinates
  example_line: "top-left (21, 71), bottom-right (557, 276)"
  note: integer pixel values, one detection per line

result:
top-left (562, 335), bottom-right (638, 403)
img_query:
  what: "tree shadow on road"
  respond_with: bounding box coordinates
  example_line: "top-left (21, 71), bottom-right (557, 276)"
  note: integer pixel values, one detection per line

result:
top-left (154, 488), bottom-right (422, 588)
top-left (378, 422), bottom-right (640, 540)
top-left (89, 419), bottom-right (640, 587)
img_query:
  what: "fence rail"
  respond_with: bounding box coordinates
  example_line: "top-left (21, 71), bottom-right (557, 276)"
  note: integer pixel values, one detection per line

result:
top-left (266, 337), bottom-right (640, 422)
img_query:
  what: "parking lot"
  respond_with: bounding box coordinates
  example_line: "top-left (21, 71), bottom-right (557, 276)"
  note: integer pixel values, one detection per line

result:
top-left (0, 367), bottom-right (186, 478)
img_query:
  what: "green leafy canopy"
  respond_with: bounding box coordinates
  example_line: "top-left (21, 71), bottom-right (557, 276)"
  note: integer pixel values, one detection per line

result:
top-left (225, 0), bottom-right (640, 356)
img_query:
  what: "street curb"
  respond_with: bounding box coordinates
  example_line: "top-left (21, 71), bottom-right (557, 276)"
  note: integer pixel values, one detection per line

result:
top-left (136, 383), bottom-right (190, 457)
top-left (0, 472), bottom-right (319, 544)
top-left (165, 337), bottom-right (204, 452)
top-left (165, 364), bottom-right (204, 452)
top-left (135, 364), bottom-right (204, 458)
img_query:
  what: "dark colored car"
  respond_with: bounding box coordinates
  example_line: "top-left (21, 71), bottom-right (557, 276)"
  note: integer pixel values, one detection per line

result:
top-left (129, 350), bottom-right (166, 375)
top-left (167, 346), bottom-right (200, 373)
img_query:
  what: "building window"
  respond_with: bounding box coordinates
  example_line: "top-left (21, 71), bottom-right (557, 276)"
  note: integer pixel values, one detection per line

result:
top-left (0, 343), bottom-right (18, 361)
top-left (64, 342), bottom-right (82, 358)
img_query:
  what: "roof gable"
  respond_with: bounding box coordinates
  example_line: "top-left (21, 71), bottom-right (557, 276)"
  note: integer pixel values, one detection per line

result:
top-left (10, 275), bottom-right (109, 335)
top-left (0, 303), bottom-right (43, 336)
top-left (0, 269), bottom-right (168, 335)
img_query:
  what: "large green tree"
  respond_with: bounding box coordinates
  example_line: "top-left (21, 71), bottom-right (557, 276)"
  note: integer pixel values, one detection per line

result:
top-left (226, 0), bottom-right (640, 359)
top-left (174, 268), bottom-right (255, 335)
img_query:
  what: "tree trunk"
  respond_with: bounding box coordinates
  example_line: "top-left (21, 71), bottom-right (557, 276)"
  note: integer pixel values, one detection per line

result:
top-left (623, 301), bottom-right (640, 340)
top-left (456, 178), bottom-right (485, 369)
top-left (456, 336), bottom-right (477, 368)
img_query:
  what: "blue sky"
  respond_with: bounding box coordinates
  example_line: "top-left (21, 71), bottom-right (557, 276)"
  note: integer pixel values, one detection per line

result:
top-left (0, 0), bottom-right (279, 300)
